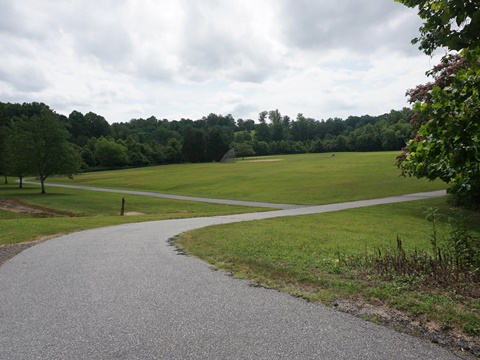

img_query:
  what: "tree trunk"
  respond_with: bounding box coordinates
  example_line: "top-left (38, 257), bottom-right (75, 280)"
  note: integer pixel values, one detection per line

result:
top-left (3, 175), bottom-right (7, 184)
top-left (40, 176), bottom-right (46, 194)
top-left (18, 176), bottom-right (23, 189)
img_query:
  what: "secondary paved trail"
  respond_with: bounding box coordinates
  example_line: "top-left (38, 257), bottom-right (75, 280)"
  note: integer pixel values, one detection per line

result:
top-left (1, 188), bottom-right (460, 359)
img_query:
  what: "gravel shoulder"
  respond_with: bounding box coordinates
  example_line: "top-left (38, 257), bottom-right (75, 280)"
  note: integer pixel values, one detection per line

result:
top-left (0, 243), bottom-right (36, 266)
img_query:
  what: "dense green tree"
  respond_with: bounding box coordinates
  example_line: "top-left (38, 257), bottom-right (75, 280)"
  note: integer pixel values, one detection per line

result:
top-left (206, 129), bottom-right (229, 162)
top-left (395, 0), bottom-right (480, 56)
top-left (267, 110), bottom-right (290, 142)
top-left (254, 112), bottom-right (272, 143)
top-left (165, 138), bottom-right (183, 163)
top-left (349, 124), bottom-right (382, 151)
top-left (396, 0), bottom-right (480, 208)
top-left (204, 113), bottom-right (235, 130)
top-left (236, 119), bottom-right (255, 132)
top-left (381, 129), bottom-right (399, 151)
top-left (5, 126), bottom-right (32, 188)
top-left (9, 109), bottom-right (82, 193)
top-left (193, 130), bottom-right (207, 162)
top-left (68, 110), bottom-right (89, 145)
top-left (234, 142), bottom-right (255, 159)
top-left (126, 135), bottom-right (152, 166)
top-left (85, 112), bottom-right (111, 138)
top-left (254, 122), bottom-right (271, 142)
top-left (154, 125), bottom-right (181, 145)
top-left (94, 137), bottom-right (129, 167)
top-left (258, 111), bottom-right (268, 124)
top-left (182, 128), bottom-right (206, 163)
top-left (81, 147), bottom-right (96, 168)
top-left (291, 114), bottom-right (314, 141)
top-left (333, 135), bottom-right (347, 152)
top-left (150, 144), bottom-right (167, 164)
top-left (253, 140), bottom-right (269, 156)
top-left (271, 122), bottom-right (285, 142)
top-left (322, 134), bottom-right (337, 152)
top-left (292, 141), bottom-right (306, 154)
top-left (0, 124), bottom-right (9, 184)
top-left (235, 131), bottom-right (252, 143)
top-left (397, 53), bottom-right (480, 207)
top-left (310, 139), bottom-right (325, 153)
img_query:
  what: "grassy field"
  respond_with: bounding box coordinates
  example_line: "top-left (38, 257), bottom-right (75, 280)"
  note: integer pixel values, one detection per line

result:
top-left (175, 197), bottom-right (480, 341)
top-left (45, 152), bottom-right (446, 205)
top-left (0, 184), bottom-right (267, 245)
top-left (1, 152), bottom-right (478, 349)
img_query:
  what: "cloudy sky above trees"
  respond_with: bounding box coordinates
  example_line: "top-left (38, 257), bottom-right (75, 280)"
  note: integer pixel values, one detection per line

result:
top-left (0, 0), bottom-right (439, 123)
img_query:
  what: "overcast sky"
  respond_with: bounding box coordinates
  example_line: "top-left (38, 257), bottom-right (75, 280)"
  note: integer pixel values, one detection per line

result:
top-left (0, 0), bottom-right (439, 123)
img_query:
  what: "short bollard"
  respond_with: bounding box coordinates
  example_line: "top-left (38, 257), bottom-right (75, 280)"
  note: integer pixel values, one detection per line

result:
top-left (120, 197), bottom-right (125, 216)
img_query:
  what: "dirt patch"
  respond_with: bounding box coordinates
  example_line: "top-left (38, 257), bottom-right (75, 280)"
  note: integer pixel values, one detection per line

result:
top-left (0, 243), bottom-right (36, 266)
top-left (0, 235), bottom-right (62, 266)
top-left (334, 299), bottom-right (479, 358)
top-left (0, 198), bottom-right (76, 217)
top-left (123, 211), bottom-right (145, 216)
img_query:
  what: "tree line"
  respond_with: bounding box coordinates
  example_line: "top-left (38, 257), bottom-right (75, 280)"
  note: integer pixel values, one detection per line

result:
top-left (0, 102), bottom-right (415, 180)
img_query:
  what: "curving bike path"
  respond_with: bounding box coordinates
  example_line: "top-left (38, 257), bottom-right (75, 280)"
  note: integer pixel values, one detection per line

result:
top-left (1, 188), bottom-right (462, 359)
top-left (20, 181), bottom-right (302, 209)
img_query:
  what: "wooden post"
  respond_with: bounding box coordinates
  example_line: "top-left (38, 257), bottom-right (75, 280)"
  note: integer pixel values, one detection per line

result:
top-left (120, 197), bottom-right (125, 216)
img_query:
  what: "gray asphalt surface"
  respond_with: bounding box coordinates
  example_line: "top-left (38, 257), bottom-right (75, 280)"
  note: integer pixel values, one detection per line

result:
top-left (1, 189), bottom-right (461, 359)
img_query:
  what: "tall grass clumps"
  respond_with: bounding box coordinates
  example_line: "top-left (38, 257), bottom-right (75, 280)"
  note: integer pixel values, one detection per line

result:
top-left (343, 208), bottom-right (480, 298)
top-left (337, 207), bottom-right (480, 339)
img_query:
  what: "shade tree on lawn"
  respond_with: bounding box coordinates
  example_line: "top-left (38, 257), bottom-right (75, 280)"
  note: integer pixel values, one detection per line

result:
top-left (9, 108), bottom-right (82, 193)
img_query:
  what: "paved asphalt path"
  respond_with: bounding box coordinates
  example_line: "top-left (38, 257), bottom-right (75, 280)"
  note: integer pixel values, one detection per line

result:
top-left (20, 181), bottom-right (302, 209)
top-left (1, 188), bottom-right (462, 359)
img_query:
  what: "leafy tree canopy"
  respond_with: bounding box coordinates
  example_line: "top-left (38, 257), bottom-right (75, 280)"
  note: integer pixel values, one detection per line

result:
top-left (395, 0), bottom-right (480, 55)
top-left (395, 0), bottom-right (480, 208)
top-left (9, 108), bottom-right (82, 193)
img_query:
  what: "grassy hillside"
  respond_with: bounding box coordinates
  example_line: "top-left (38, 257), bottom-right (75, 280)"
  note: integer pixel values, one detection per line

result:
top-left (0, 185), bottom-right (267, 245)
top-left (47, 152), bottom-right (446, 204)
top-left (2, 152), bottom-right (478, 351)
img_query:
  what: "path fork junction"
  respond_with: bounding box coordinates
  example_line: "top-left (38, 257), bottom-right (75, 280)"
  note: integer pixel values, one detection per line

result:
top-left (1, 186), bottom-right (459, 359)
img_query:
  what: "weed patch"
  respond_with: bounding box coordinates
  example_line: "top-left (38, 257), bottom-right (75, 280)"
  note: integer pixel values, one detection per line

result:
top-left (341, 208), bottom-right (480, 298)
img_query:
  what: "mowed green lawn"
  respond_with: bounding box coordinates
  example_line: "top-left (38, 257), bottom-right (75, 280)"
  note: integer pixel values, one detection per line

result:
top-left (0, 152), bottom-right (448, 245)
top-left (175, 198), bottom-right (480, 340)
top-left (2, 152), bottom-right (479, 342)
top-left (46, 152), bottom-right (446, 205)
top-left (0, 185), bottom-right (267, 245)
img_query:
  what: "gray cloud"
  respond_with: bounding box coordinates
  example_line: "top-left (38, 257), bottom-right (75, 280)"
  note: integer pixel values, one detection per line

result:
top-left (278, 0), bottom-right (422, 55)
top-left (0, 0), bottom-right (432, 123)
top-left (0, 2), bottom-right (19, 34)
top-left (52, 2), bottom-right (135, 69)
top-left (0, 63), bottom-right (49, 93)
top-left (176, 2), bottom-right (284, 83)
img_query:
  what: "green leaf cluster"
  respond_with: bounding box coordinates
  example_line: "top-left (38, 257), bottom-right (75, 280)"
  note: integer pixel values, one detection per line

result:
top-left (396, 0), bottom-right (480, 207)
top-left (402, 51), bottom-right (480, 204)
top-left (3, 107), bottom-right (82, 193)
top-left (395, 0), bottom-right (480, 56)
